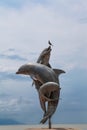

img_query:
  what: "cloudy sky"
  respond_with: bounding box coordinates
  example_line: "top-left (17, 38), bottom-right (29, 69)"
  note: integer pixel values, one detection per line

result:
top-left (0, 0), bottom-right (87, 124)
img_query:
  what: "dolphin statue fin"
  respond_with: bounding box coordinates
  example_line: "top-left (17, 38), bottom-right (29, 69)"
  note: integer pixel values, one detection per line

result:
top-left (53, 69), bottom-right (65, 76)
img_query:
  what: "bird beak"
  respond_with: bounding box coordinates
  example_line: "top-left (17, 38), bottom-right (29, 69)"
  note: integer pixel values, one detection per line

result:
top-left (62, 70), bottom-right (66, 73)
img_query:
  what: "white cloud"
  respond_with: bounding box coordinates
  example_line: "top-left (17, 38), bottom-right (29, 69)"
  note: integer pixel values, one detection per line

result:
top-left (0, 97), bottom-right (32, 113)
top-left (0, 1), bottom-right (87, 79)
top-left (0, 1), bottom-right (87, 72)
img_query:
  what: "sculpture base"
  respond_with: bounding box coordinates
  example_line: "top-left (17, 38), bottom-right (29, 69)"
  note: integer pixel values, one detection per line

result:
top-left (25, 128), bottom-right (79, 130)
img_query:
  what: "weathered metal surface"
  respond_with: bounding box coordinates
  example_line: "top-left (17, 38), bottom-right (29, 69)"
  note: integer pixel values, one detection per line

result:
top-left (16, 43), bottom-right (65, 129)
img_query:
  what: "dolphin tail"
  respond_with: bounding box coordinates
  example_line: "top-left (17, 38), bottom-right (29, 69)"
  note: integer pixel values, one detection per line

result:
top-left (40, 99), bottom-right (58, 124)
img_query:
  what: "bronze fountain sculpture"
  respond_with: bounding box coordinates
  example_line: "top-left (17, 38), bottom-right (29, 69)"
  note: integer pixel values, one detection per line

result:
top-left (16, 41), bottom-right (65, 129)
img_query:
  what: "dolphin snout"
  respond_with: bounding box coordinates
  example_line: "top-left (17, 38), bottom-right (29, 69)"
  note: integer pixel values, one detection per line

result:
top-left (16, 71), bottom-right (20, 74)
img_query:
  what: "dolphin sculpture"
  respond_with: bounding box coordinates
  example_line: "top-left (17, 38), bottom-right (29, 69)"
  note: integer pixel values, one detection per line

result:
top-left (36, 45), bottom-right (52, 67)
top-left (16, 63), bottom-right (59, 83)
top-left (35, 43), bottom-right (65, 126)
top-left (31, 45), bottom-right (52, 87)
top-left (16, 62), bottom-right (65, 129)
top-left (39, 82), bottom-right (60, 114)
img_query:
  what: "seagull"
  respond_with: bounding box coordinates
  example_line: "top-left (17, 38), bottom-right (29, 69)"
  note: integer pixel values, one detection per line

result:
top-left (48, 40), bottom-right (53, 46)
